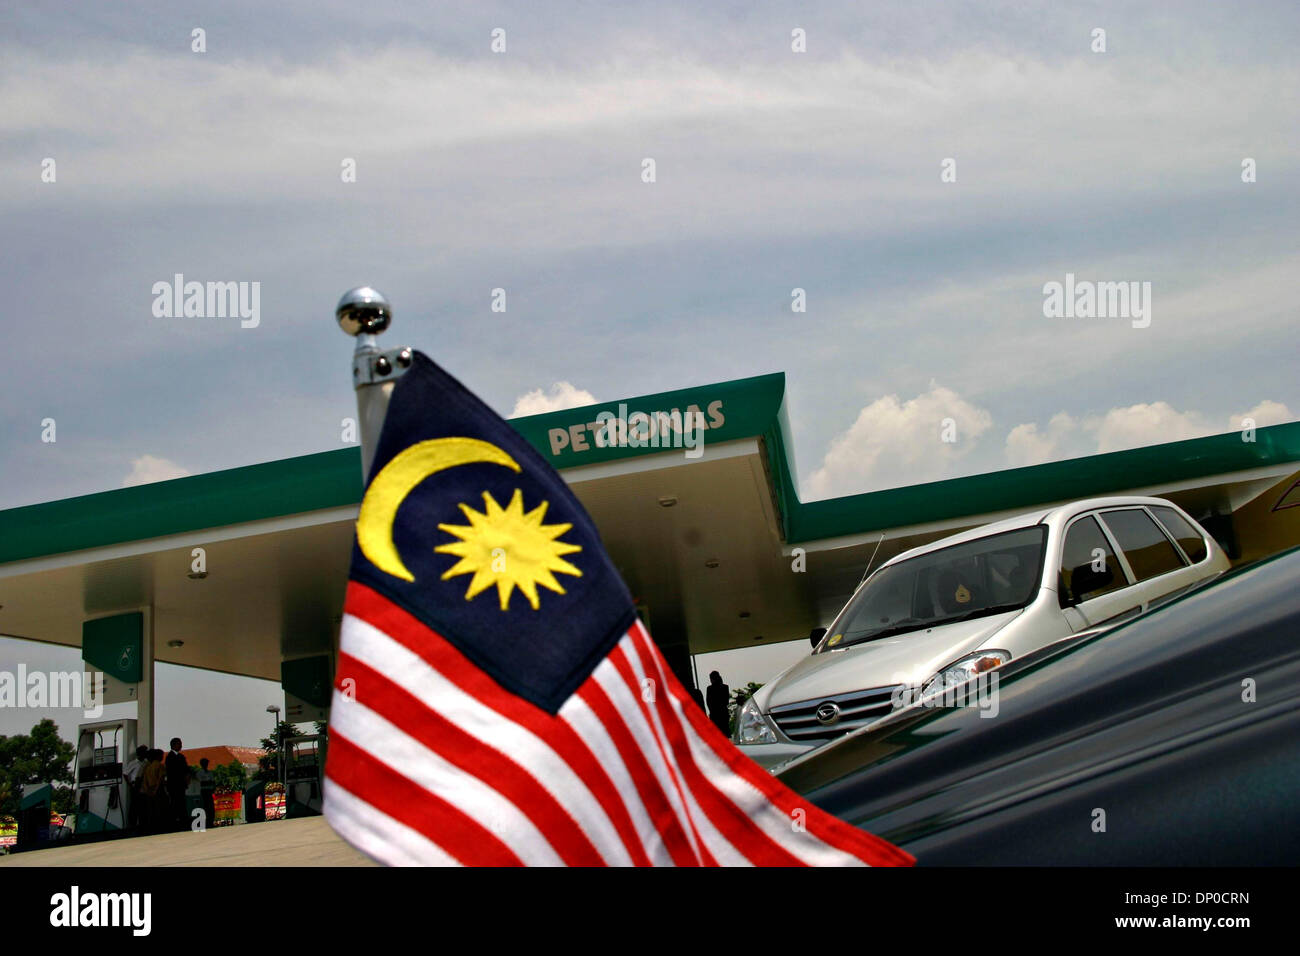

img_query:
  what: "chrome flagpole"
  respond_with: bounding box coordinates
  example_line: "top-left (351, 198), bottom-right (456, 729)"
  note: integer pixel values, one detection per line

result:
top-left (336, 287), bottom-right (411, 481)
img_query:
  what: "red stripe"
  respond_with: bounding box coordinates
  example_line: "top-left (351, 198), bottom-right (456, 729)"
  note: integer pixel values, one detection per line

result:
top-left (336, 652), bottom-right (605, 866)
top-left (343, 581), bottom-right (652, 867)
top-left (610, 642), bottom-right (807, 866)
top-left (597, 648), bottom-right (721, 861)
top-left (575, 678), bottom-right (709, 866)
top-left (629, 623), bottom-right (915, 866)
top-left (325, 733), bottom-right (523, 866)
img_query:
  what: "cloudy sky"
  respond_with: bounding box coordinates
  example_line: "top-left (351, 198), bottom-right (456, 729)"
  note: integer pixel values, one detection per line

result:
top-left (2, 2), bottom-right (1297, 741)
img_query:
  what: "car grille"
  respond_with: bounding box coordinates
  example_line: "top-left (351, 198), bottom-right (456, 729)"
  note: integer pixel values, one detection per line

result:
top-left (767, 685), bottom-right (903, 743)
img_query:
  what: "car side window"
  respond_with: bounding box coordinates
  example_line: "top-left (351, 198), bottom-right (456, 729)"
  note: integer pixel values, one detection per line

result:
top-left (1150, 505), bottom-right (1209, 564)
top-left (1059, 515), bottom-right (1125, 606)
top-left (1100, 508), bottom-right (1186, 581)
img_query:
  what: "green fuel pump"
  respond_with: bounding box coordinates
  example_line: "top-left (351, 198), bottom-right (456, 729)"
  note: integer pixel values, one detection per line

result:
top-left (281, 733), bottom-right (325, 817)
top-left (74, 718), bottom-right (137, 834)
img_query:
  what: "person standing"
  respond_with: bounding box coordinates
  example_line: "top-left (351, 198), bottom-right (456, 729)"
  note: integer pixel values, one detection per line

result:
top-left (706, 670), bottom-right (731, 738)
top-left (140, 750), bottom-right (167, 834)
top-left (196, 758), bottom-right (216, 829)
top-left (164, 738), bottom-right (190, 831)
top-left (122, 745), bottom-right (148, 833)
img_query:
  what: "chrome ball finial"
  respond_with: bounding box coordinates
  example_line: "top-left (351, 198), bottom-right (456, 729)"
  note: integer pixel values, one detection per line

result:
top-left (336, 287), bottom-right (392, 336)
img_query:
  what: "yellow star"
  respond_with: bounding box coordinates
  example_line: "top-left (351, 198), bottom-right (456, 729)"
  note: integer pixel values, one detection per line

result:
top-left (435, 489), bottom-right (582, 611)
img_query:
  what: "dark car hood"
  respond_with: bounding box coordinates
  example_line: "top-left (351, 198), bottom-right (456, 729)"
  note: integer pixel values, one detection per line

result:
top-left (778, 550), bottom-right (1300, 866)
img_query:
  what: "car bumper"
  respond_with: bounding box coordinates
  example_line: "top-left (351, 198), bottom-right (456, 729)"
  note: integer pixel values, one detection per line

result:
top-left (735, 740), bottom-right (815, 772)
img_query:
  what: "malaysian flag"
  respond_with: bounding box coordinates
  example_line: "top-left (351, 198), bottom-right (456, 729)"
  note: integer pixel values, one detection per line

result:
top-left (324, 352), bottom-right (913, 866)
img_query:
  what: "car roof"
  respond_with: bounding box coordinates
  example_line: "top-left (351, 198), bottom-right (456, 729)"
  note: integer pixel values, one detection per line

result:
top-left (876, 495), bottom-right (1177, 569)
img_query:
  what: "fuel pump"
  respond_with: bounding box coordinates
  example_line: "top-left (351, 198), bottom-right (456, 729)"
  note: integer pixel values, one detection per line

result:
top-left (74, 718), bottom-right (137, 834)
top-left (281, 733), bottom-right (325, 817)
top-left (16, 783), bottom-right (53, 850)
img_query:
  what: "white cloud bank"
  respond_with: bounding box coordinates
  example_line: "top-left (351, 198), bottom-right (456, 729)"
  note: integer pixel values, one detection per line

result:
top-left (809, 388), bottom-right (1294, 498)
top-left (1005, 413), bottom-right (1079, 469)
top-left (1025, 399), bottom-right (1294, 459)
top-left (510, 382), bottom-right (596, 417)
top-left (122, 455), bottom-right (191, 487)
top-left (806, 383), bottom-right (994, 498)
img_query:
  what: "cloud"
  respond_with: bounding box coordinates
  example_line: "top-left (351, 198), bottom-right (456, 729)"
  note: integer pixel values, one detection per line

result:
top-left (1230, 400), bottom-right (1294, 430)
top-left (510, 382), bottom-right (596, 417)
top-left (5, 37), bottom-right (1296, 253)
top-left (2, 6), bottom-right (1297, 512)
top-left (806, 383), bottom-right (993, 498)
top-left (122, 455), bottom-right (190, 487)
top-left (1086, 402), bottom-right (1208, 454)
top-left (1004, 412), bottom-right (1078, 468)
top-left (1005, 399), bottom-right (1295, 464)
top-left (815, 392), bottom-right (1297, 499)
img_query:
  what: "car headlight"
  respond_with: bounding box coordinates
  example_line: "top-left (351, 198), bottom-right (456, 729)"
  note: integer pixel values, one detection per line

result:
top-left (735, 696), bottom-right (777, 745)
top-left (921, 649), bottom-right (1012, 697)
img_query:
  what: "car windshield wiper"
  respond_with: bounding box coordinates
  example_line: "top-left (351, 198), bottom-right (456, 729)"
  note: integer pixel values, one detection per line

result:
top-left (838, 604), bottom-right (1027, 648)
top-left (841, 617), bottom-right (940, 645)
top-left (940, 602), bottom-right (1026, 624)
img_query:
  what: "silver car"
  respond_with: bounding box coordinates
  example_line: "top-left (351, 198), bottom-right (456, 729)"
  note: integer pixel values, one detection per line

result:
top-left (735, 496), bottom-right (1229, 769)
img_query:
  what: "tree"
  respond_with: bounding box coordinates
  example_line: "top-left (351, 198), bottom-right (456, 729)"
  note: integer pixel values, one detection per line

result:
top-left (257, 720), bottom-right (302, 783)
top-left (0, 719), bottom-right (76, 817)
top-left (211, 759), bottom-right (248, 793)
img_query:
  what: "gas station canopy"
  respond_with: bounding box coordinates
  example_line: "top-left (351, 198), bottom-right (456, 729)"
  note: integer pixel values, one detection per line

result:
top-left (2, 370), bottom-right (1299, 690)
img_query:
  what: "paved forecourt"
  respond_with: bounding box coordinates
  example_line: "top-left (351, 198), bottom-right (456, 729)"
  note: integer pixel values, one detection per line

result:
top-left (0, 817), bottom-right (376, 867)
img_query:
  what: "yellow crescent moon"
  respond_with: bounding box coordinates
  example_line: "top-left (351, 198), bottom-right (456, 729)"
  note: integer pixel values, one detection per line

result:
top-left (357, 437), bottom-right (521, 581)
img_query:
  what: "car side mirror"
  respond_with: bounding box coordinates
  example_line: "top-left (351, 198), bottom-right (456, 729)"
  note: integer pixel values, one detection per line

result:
top-left (809, 627), bottom-right (827, 648)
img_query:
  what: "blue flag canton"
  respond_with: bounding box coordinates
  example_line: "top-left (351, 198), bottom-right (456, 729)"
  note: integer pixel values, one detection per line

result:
top-left (349, 352), bottom-right (636, 713)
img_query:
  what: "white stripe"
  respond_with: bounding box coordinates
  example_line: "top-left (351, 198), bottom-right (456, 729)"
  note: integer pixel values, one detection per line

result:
top-left (614, 637), bottom-right (754, 865)
top-left (630, 625), bottom-right (858, 865)
top-left (629, 625), bottom-right (869, 866)
top-left (340, 613), bottom-right (634, 866)
top-left (591, 641), bottom-right (750, 866)
top-left (558, 692), bottom-right (677, 865)
top-left (331, 698), bottom-right (564, 866)
top-left (621, 633), bottom-right (795, 864)
top-left (570, 664), bottom-right (708, 862)
top-left (324, 778), bottom-right (459, 867)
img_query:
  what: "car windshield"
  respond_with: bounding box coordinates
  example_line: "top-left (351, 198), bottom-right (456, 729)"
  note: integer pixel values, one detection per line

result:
top-left (817, 525), bottom-right (1047, 652)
